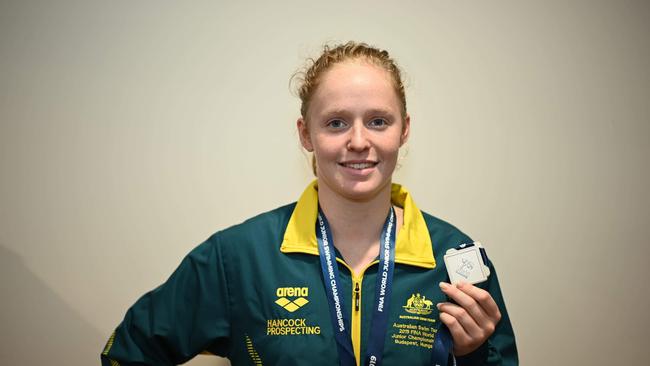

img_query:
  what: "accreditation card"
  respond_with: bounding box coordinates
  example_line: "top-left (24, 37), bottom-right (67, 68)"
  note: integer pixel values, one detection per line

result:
top-left (443, 242), bottom-right (491, 285)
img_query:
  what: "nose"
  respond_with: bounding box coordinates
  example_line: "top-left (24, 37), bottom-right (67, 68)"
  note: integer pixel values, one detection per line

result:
top-left (347, 122), bottom-right (370, 151)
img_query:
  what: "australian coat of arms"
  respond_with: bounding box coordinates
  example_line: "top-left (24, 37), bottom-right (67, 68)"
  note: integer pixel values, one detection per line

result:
top-left (403, 293), bottom-right (433, 315)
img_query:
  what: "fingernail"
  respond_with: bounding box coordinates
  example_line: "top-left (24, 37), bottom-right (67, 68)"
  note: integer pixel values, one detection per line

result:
top-left (436, 303), bottom-right (442, 309)
top-left (439, 282), bottom-right (449, 290)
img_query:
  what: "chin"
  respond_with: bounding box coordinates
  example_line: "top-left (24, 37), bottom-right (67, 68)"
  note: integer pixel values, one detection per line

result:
top-left (335, 179), bottom-right (391, 202)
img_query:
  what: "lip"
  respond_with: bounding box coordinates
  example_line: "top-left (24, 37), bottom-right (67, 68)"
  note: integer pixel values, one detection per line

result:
top-left (337, 160), bottom-right (378, 176)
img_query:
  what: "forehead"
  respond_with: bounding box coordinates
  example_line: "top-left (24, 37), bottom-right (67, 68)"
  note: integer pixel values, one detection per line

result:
top-left (308, 60), bottom-right (401, 118)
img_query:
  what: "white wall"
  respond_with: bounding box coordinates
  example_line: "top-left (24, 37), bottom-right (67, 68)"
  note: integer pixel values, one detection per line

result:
top-left (1, 1), bottom-right (649, 365)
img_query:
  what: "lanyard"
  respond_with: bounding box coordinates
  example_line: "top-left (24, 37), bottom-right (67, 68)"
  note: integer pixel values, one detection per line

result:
top-left (316, 206), bottom-right (457, 366)
top-left (316, 206), bottom-right (396, 366)
top-left (430, 325), bottom-right (455, 366)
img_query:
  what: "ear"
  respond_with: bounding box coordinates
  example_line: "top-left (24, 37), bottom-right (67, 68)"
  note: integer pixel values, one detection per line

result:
top-left (297, 117), bottom-right (314, 152)
top-left (400, 114), bottom-right (410, 146)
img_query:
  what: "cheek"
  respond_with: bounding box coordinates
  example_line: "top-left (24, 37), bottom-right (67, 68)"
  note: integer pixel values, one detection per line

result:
top-left (311, 135), bottom-right (340, 159)
top-left (379, 137), bottom-right (403, 158)
top-left (378, 144), bottom-right (402, 172)
top-left (314, 148), bottom-right (338, 166)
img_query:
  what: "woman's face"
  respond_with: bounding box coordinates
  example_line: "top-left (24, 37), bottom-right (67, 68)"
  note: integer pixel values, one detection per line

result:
top-left (298, 60), bottom-right (410, 202)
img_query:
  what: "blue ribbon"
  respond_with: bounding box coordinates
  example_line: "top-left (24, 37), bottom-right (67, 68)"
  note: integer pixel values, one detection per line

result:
top-left (316, 206), bottom-right (395, 366)
top-left (364, 206), bottom-right (396, 366)
top-left (316, 209), bottom-right (356, 366)
top-left (430, 325), bottom-right (454, 366)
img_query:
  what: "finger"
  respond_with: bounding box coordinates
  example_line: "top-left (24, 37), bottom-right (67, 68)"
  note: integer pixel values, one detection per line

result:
top-left (456, 281), bottom-right (501, 321)
top-left (439, 282), bottom-right (489, 326)
top-left (438, 311), bottom-right (471, 346)
top-left (437, 302), bottom-right (482, 337)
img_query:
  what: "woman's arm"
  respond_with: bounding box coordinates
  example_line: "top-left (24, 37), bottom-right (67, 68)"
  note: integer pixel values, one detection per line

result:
top-left (101, 235), bottom-right (231, 365)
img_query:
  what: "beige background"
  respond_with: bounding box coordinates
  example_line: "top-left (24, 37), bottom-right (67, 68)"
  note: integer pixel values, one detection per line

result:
top-left (1, 0), bottom-right (649, 365)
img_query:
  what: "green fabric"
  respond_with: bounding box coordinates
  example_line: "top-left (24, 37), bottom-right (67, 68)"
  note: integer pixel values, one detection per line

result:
top-left (101, 203), bottom-right (518, 365)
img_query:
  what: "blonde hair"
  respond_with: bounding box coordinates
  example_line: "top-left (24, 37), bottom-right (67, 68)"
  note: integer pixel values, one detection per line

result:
top-left (296, 41), bottom-right (407, 120)
top-left (293, 41), bottom-right (408, 175)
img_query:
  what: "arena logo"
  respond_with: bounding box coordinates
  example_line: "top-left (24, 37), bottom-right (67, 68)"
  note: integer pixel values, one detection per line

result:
top-left (275, 286), bottom-right (309, 312)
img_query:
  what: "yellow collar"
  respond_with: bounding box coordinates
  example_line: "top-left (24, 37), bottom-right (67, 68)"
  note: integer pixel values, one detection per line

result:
top-left (280, 180), bottom-right (436, 269)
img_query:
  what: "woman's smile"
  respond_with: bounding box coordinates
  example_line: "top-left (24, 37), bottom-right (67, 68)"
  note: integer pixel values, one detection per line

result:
top-left (339, 160), bottom-right (378, 170)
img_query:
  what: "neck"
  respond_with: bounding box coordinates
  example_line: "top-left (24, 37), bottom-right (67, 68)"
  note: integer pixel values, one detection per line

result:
top-left (317, 181), bottom-right (394, 273)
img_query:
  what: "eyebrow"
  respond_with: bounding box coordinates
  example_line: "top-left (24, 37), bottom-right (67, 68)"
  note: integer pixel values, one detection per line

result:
top-left (320, 107), bottom-right (396, 118)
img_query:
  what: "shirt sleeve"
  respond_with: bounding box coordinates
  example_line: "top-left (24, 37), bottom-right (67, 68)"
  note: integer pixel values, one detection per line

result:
top-left (456, 259), bottom-right (519, 366)
top-left (101, 234), bottom-right (231, 365)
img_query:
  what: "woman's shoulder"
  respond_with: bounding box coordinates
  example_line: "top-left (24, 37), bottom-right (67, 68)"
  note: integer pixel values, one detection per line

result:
top-left (202, 202), bottom-right (297, 251)
top-left (418, 209), bottom-right (474, 252)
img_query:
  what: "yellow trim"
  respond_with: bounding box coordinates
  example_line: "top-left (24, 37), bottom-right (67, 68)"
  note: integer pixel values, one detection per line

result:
top-left (102, 331), bottom-right (116, 356)
top-left (280, 180), bottom-right (436, 268)
top-left (351, 276), bottom-right (362, 366)
top-left (344, 259), bottom-right (379, 366)
top-left (245, 334), bottom-right (263, 365)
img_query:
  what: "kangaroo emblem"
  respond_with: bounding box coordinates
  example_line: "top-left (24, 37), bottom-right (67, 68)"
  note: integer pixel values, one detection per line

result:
top-left (403, 293), bottom-right (433, 315)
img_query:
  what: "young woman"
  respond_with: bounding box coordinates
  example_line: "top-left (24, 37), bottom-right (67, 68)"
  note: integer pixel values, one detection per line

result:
top-left (101, 42), bottom-right (518, 366)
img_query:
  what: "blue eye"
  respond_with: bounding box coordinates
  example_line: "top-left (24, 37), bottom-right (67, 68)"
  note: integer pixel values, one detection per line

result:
top-left (369, 118), bottom-right (387, 127)
top-left (327, 119), bottom-right (346, 129)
